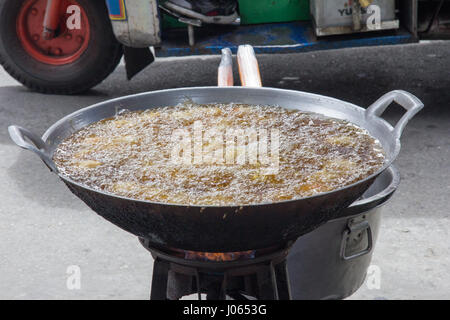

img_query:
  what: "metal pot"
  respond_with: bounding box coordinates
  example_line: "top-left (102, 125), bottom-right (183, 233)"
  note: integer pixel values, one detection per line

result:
top-left (8, 87), bottom-right (422, 252)
top-left (288, 165), bottom-right (400, 299)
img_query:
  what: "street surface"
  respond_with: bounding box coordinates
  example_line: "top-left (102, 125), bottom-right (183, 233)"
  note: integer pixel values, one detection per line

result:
top-left (1, 41), bottom-right (449, 299)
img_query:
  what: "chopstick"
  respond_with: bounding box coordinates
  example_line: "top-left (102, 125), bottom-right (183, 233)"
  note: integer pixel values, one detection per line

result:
top-left (218, 45), bottom-right (263, 88)
top-left (237, 45), bottom-right (262, 88)
top-left (218, 48), bottom-right (234, 87)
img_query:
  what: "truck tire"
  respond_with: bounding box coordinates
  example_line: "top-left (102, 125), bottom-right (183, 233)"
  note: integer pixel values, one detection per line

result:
top-left (0, 0), bottom-right (123, 94)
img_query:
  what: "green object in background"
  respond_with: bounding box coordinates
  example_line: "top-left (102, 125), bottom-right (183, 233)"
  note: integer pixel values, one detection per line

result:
top-left (162, 0), bottom-right (311, 29)
top-left (160, 0), bottom-right (186, 28)
top-left (239, 0), bottom-right (310, 25)
top-left (162, 14), bottom-right (186, 29)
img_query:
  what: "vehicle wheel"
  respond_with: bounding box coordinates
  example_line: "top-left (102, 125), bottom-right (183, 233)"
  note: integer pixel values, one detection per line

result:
top-left (0, 0), bottom-right (123, 94)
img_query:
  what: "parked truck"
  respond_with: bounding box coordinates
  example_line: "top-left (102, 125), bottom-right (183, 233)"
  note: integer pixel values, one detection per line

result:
top-left (0, 0), bottom-right (448, 94)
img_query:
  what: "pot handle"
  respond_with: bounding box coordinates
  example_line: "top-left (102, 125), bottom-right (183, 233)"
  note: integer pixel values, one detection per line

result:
top-left (8, 125), bottom-right (58, 173)
top-left (340, 219), bottom-right (373, 261)
top-left (365, 90), bottom-right (424, 139)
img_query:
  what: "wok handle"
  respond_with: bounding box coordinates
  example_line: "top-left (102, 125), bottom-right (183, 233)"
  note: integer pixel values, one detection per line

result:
top-left (8, 125), bottom-right (58, 173)
top-left (366, 90), bottom-right (424, 139)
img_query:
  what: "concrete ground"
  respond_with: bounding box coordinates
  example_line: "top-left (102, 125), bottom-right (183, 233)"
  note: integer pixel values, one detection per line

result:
top-left (0, 41), bottom-right (449, 300)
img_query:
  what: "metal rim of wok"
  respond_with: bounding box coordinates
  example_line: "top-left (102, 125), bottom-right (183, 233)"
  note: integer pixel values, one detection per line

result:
top-left (9, 87), bottom-right (423, 252)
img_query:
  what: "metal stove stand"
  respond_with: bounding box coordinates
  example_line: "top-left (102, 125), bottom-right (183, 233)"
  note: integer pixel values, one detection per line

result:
top-left (139, 238), bottom-right (292, 300)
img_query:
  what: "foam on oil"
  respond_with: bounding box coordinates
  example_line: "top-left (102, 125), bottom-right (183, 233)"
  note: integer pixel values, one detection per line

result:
top-left (53, 103), bottom-right (385, 206)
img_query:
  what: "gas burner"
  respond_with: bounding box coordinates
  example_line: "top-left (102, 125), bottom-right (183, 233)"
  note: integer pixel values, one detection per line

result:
top-left (139, 238), bottom-right (293, 300)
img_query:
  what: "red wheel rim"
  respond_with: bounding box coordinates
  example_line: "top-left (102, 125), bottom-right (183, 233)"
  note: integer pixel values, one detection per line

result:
top-left (16, 0), bottom-right (91, 66)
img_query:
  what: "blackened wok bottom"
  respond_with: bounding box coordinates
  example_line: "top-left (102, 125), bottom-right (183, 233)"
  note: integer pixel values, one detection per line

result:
top-left (64, 177), bottom-right (374, 252)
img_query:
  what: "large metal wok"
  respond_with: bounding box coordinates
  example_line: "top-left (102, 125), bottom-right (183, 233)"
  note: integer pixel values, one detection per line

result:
top-left (8, 42), bottom-right (423, 253)
top-left (8, 86), bottom-right (423, 252)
